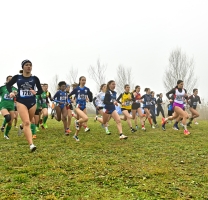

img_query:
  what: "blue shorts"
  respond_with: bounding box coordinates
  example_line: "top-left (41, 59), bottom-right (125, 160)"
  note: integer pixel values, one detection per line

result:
top-left (103, 107), bottom-right (115, 114)
top-left (76, 104), bottom-right (86, 111)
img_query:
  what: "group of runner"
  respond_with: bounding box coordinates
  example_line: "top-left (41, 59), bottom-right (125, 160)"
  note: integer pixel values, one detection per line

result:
top-left (0, 60), bottom-right (201, 152)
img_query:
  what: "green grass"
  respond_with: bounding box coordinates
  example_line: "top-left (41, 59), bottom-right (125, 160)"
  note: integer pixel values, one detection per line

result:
top-left (0, 116), bottom-right (208, 199)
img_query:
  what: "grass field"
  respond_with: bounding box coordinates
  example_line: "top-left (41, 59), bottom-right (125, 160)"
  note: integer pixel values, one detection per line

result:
top-left (0, 116), bottom-right (208, 200)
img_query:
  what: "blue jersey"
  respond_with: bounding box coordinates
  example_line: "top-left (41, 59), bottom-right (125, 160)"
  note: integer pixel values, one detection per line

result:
top-left (150, 97), bottom-right (156, 109)
top-left (104, 90), bottom-right (117, 110)
top-left (69, 86), bottom-right (92, 110)
top-left (6, 74), bottom-right (42, 102)
top-left (53, 90), bottom-right (70, 104)
top-left (141, 94), bottom-right (152, 107)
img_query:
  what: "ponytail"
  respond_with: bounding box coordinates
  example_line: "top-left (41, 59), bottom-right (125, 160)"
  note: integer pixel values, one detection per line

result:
top-left (19, 70), bottom-right (23, 74)
top-left (107, 80), bottom-right (115, 90)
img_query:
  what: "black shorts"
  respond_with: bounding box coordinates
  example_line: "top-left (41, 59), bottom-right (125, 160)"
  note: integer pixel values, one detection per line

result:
top-left (121, 108), bottom-right (131, 113)
top-left (168, 110), bottom-right (174, 116)
top-left (35, 109), bottom-right (42, 115)
top-left (132, 102), bottom-right (140, 110)
top-left (97, 107), bottom-right (104, 111)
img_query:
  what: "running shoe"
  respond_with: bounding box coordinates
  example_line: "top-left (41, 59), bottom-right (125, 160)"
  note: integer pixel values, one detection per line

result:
top-left (187, 122), bottom-right (192, 127)
top-left (32, 135), bottom-right (37, 139)
top-left (142, 127), bottom-right (146, 131)
top-left (43, 123), bottom-right (48, 129)
top-left (131, 128), bottom-right (137, 133)
top-left (4, 135), bottom-right (9, 140)
top-left (30, 144), bottom-right (37, 152)
top-left (151, 125), bottom-right (155, 129)
top-left (1, 126), bottom-right (5, 132)
top-left (184, 130), bottom-right (190, 135)
top-left (75, 120), bottom-right (80, 130)
top-left (161, 118), bottom-right (166, 131)
top-left (119, 134), bottom-right (128, 140)
top-left (18, 124), bottom-right (23, 136)
top-left (195, 122), bottom-right (199, 125)
top-left (84, 127), bottom-right (90, 132)
top-left (106, 130), bottom-right (111, 135)
top-left (172, 126), bottom-right (179, 130)
top-left (135, 125), bottom-right (139, 130)
top-left (73, 135), bottom-right (80, 141)
top-left (66, 128), bottom-right (72, 133)
top-left (94, 116), bottom-right (98, 122)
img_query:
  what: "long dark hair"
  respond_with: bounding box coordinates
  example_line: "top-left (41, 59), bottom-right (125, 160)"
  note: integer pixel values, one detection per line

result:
top-left (78, 76), bottom-right (86, 86)
top-left (133, 85), bottom-right (140, 93)
top-left (175, 80), bottom-right (183, 88)
top-left (107, 80), bottom-right (115, 90)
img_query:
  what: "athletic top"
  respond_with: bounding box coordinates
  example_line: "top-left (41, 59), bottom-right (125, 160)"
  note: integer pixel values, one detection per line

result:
top-left (134, 92), bottom-right (141, 103)
top-left (6, 74), bottom-right (42, 102)
top-left (104, 89), bottom-right (117, 110)
top-left (69, 86), bottom-right (92, 108)
top-left (117, 92), bottom-right (134, 110)
top-left (53, 90), bottom-right (70, 104)
top-left (95, 91), bottom-right (105, 107)
top-left (156, 98), bottom-right (163, 108)
top-left (166, 88), bottom-right (187, 104)
top-left (188, 95), bottom-right (201, 109)
top-left (141, 94), bottom-right (152, 107)
top-left (0, 85), bottom-right (17, 103)
top-left (151, 97), bottom-right (157, 108)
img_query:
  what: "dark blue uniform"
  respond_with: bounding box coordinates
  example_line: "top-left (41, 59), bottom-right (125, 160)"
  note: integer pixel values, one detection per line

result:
top-left (6, 74), bottom-right (42, 110)
top-left (53, 90), bottom-right (71, 110)
top-left (69, 86), bottom-right (92, 111)
top-left (103, 90), bottom-right (117, 114)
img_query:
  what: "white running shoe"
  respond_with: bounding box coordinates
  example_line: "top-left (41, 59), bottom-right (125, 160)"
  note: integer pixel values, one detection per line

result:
top-left (84, 127), bottom-right (90, 132)
top-left (151, 125), bottom-right (155, 129)
top-left (119, 134), bottom-right (128, 140)
top-left (4, 135), bottom-right (9, 140)
top-left (195, 122), bottom-right (199, 125)
top-left (142, 127), bottom-right (146, 131)
top-left (73, 135), bottom-right (80, 142)
top-left (30, 144), bottom-right (37, 152)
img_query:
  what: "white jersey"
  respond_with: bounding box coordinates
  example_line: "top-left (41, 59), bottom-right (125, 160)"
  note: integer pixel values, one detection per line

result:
top-left (95, 92), bottom-right (105, 107)
top-left (174, 89), bottom-right (185, 104)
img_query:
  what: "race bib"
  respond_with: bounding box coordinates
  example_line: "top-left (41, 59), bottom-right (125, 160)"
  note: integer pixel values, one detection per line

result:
top-left (20, 90), bottom-right (33, 97)
top-left (125, 101), bottom-right (132, 106)
top-left (60, 96), bottom-right (66, 101)
top-left (42, 99), bottom-right (47, 103)
top-left (4, 94), bottom-right (13, 100)
top-left (176, 95), bottom-right (183, 101)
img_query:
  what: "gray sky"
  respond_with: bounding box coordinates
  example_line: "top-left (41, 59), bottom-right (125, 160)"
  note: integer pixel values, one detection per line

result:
top-left (0, 0), bottom-right (208, 99)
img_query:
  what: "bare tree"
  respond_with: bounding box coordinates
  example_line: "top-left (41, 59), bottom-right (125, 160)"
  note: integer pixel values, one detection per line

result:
top-left (115, 65), bottom-right (134, 94)
top-left (163, 48), bottom-right (197, 94)
top-left (49, 74), bottom-right (59, 96)
top-left (66, 67), bottom-right (78, 85)
top-left (88, 59), bottom-right (107, 91)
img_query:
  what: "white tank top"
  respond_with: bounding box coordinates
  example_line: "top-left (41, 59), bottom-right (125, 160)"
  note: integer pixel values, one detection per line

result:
top-left (95, 92), bottom-right (105, 107)
top-left (174, 89), bottom-right (185, 104)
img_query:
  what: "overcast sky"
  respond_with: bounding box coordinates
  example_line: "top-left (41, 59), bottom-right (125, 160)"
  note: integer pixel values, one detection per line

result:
top-left (0, 0), bottom-right (207, 100)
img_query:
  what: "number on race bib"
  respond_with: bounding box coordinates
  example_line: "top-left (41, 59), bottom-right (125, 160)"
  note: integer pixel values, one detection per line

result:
top-left (20, 90), bottom-right (32, 97)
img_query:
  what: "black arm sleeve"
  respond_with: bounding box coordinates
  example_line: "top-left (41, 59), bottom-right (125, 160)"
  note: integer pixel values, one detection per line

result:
top-left (116, 93), bottom-right (123, 104)
top-left (92, 97), bottom-right (97, 107)
top-left (166, 88), bottom-right (176, 99)
top-left (6, 75), bottom-right (18, 93)
top-left (199, 96), bottom-right (201, 104)
top-left (131, 93), bottom-right (135, 102)
top-left (34, 76), bottom-right (43, 95)
top-left (88, 90), bottom-right (93, 102)
top-left (104, 91), bottom-right (113, 105)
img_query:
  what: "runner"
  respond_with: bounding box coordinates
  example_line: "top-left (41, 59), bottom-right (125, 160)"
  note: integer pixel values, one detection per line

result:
top-left (6, 60), bottom-right (43, 151)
